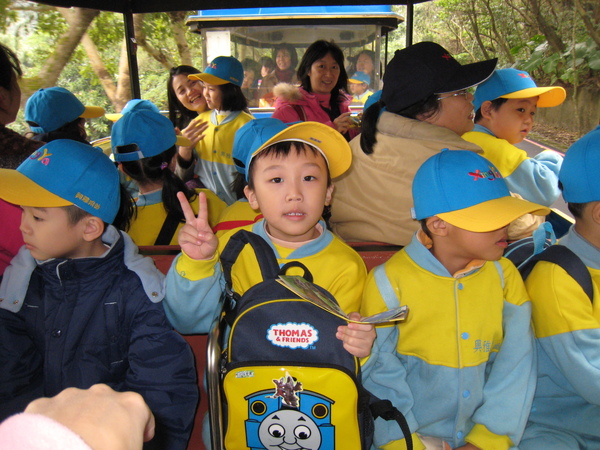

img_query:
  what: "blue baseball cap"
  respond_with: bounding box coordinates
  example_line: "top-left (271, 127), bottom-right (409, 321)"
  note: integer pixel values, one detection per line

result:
top-left (190, 56), bottom-right (244, 86)
top-left (105, 98), bottom-right (160, 121)
top-left (0, 140), bottom-right (120, 223)
top-left (110, 100), bottom-right (191, 161)
top-left (25, 87), bottom-right (105, 134)
top-left (473, 68), bottom-right (566, 112)
top-left (364, 89), bottom-right (382, 111)
top-left (559, 125), bottom-right (600, 203)
top-left (232, 118), bottom-right (351, 181)
top-left (349, 71), bottom-right (371, 85)
top-left (412, 149), bottom-right (549, 232)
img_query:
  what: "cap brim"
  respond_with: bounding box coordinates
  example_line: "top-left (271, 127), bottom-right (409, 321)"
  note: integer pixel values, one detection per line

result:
top-left (436, 58), bottom-right (498, 94)
top-left (253, 122), bottom-right (351, 179)
top-left (0, 169), bottom-right (72, 208)
top-left (501, 86), bottom-right (566, 107)
top-left (81, 106), bottom-right (106, 119)
top-left (437, 196), bottom-right (550, 232)
top-left (105, 113), bottom-right (122, 122)
top-left (189, 73), bottom-right (228, 85)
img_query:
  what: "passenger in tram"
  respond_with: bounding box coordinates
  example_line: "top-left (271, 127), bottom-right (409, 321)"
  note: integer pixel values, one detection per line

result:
top-left (354, 49), bottom-right (380, 90)
top-left (178, 56), bottom-right (254, 205)
top-left (520, 125), bottom-right (600, 450)
top-left (24, 86), bottom-right (105, 144)
top-left (330, 42), bottom-right (497, 246)
top-left (348, 71), bottom-right (373, 105)
top-left (0, 43), bottom-right (44, 277)
top-left (463, 68), bottom-right (566, 207)
top-left (272, 39), bottom-right (356, 140)
top-left (162, 118), bottom-right (374, 448)
top-left (259, 43), bottom-right (299, 105)
top-left (111, 99), bottom-right (226, 245)
top-left (0, 384), bottom-right (155, 450)
top-left (241, 57), bottom-right (261, 107)
top-left (361, 149), bottom-right (549, 450)
top-left (167, 65), bottom-right (211, 189)
top-left (0, 139), bottom-right (198, 449)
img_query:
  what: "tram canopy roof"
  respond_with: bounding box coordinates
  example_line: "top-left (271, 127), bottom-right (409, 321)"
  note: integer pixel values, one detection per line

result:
top-left (32, 0), bottom-right (431, 14)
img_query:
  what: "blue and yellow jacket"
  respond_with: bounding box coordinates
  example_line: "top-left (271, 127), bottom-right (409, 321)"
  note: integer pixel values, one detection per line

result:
top-left (361, 232), bottom-right (536, 450)
top-left (523, 226), bottom-right (600, 441)
top-left (463, 125), bottom-right (562, 206)
top-left (163, 220), bottom-right (366, 335)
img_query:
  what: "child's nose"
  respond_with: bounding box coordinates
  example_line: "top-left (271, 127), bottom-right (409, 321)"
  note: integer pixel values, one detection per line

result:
top-left (286, 183), bottom-right (302, 201)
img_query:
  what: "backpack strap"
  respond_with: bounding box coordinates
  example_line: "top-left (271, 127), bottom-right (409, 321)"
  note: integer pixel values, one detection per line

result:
top-left (220, 229), bottom-right (281, 287)
top-left (154, 211), bottom-right (180, 245)
top-left (291, 104), bottom-right (307, 121)
top-left (369, 397), bottom-right (413, 450)
top-left (519, 245), bottom-right (593, 303)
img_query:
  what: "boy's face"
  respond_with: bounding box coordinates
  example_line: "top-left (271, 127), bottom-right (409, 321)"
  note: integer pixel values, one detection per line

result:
top-left (487, 97), bottom-right (538, 144)
top-left (350, 83), bottom-right (367, 96)
top-left (20, 206), bottom-right (88, 261)
top-left (444, 222), bottom-right (509, 264)
top-left (244, 144), bottom-right (334, 243)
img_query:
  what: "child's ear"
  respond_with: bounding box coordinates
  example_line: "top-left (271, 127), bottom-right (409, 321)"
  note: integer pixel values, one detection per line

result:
top-left (81, 216), bottom-right (105, 242)
top-left (590, 201), bottom-right (600, 226)
top-left (480, 101), bottom-right (495, 120)
top-left (244, 185), bottom-right (260, 210)
top-left (426, 216), bottom-right (449, 237)
top-left (324, 184), bottom-right (334, 206)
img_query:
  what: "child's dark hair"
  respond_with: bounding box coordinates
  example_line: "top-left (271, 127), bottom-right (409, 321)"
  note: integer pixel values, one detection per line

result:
top-left (359, 94), bottom-right (439, 155)
top-left (558, 180), bottom-right (587, 219)
top-left (167, 65), bottom-right (201, 130)
top-left (247, 141), bottom-right (332, 190)
top-left (118, 145), bottom-right (197, 225)
top-left (419, 219), bottom-right (432, 239)
top-left (474, 98), bottom-right (508, 123)
top-left (31, 118), bottom-right (88, 144)
top-left (62, 183), bottom-right (135, 232)
top-left (230, 172), bottom-right (248, 200)
top-left (0, 43), bottom-right (22, 90)
top-left (219, 83), bottom-right (249, 112)
top-left (260, 56), bottom-right (275, 73)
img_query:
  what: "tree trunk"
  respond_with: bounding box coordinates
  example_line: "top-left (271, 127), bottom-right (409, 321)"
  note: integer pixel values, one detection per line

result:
top-left (525, 0), bottom-right (566, 53)
top-left (168, 11), bottom-right (193, 66)
top-left (28, 7), bottom-right (99, 94)
top-left (134, 13), bottom-right (175, 70)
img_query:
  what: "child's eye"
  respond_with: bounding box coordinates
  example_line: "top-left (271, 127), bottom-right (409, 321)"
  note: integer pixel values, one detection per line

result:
top-left (516, 108), bottom-right (526, 113)
top-left (304, 175), bottom-right (316, 181)
top-left (270, 177), bottom-right (283, 183)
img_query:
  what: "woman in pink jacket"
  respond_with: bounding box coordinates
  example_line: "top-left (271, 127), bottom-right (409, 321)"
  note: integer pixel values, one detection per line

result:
top-left (272, 40), bottom-right (357, 141)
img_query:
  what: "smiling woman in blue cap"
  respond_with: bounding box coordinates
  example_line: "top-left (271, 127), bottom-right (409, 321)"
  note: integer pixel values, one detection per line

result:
top-left (330, 42), bottom-right (497, 246)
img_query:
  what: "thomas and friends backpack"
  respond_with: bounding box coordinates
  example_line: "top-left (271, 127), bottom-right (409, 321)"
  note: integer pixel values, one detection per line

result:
top-left (207, 229), bottom-right (411, 450)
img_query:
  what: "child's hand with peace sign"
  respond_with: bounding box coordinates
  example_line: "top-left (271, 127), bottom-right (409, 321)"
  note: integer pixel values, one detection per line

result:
top-left (176, 191), bottom-right (219, 260)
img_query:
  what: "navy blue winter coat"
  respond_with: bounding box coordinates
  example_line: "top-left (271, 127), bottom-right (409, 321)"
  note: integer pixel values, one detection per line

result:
top-left (0, 227), bottom-right (198, 449)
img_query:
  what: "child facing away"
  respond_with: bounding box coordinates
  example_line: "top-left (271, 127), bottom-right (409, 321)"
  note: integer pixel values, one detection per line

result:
top-left (176, 56), bottom-right (254, 205)
top-left (361, 149), bottom-right (550, 450)
top-left (24, 86), bottom-right (105, 144)
top-left (0, 140), bottom-right (198, 449)
top-left (519, 125), bottom-right (600, 449)
top-left (110, 99), bottom-right (226, 245)
top-left (463, 68), bottom-right (566, 207)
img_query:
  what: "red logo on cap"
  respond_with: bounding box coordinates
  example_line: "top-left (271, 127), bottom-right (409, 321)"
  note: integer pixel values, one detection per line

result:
top-left (442, 53), bottom-right (452, 60)
top-left (469, 167), bottom-right (503, 181)
top-left (518, 73), bottom-right (530, 79)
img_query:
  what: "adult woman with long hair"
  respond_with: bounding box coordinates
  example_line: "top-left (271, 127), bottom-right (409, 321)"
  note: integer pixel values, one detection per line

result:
top-left (330, 42), bottom-right (498, 246)
top-left (271, 40), bottom-right (356, 140)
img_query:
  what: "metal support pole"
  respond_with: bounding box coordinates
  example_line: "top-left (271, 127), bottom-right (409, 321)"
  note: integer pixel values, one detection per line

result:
top-left (124, 8), bottom-right (141, 99)
top-left (405, 1), bottom-right (414, 47)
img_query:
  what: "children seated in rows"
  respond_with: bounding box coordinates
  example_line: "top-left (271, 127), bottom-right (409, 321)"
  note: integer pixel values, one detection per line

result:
top-left (176, 56), bottom-right (254, 205)
top-left (0, 140), bottom-right (198, 449)
top-left (361, 149), bottom-right (549, 449)
top-left (111, 99), bottom-right (225, 245)
top-left (520, 125), bottom-right (600, 449)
